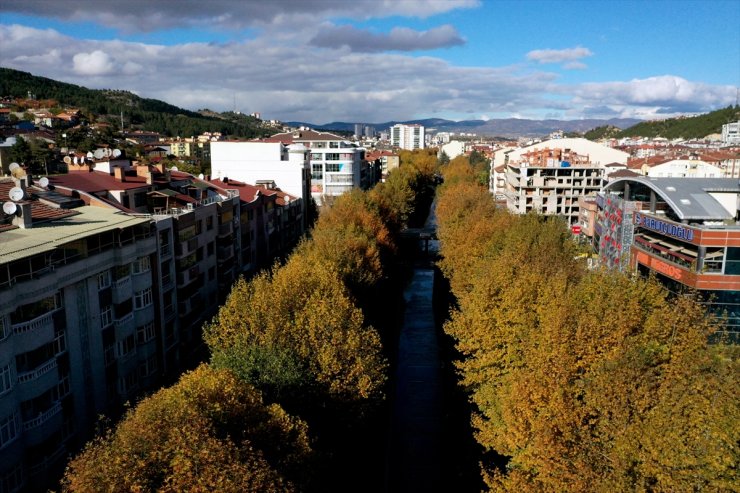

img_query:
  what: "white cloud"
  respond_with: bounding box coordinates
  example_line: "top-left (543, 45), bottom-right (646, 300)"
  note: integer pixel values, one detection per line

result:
top-left (527, 46), bottom-right (593, 64)
top-left (72, 50), bottom-right (115, 76)
top-left (0, 25), bottom-right (734, 123)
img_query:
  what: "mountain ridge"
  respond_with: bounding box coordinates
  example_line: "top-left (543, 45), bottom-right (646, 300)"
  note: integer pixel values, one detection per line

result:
top-left (285, 117), bottom-right (643, 138)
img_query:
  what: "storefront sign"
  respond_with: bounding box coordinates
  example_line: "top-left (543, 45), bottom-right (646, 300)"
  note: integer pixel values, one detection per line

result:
top-left (634, 213), bottom-right (695, 241)
top-left (635, 250), bottom-right (683, 280)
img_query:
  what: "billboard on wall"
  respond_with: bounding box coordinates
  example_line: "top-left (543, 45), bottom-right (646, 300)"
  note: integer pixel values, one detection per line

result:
top-left (634, 213), bottom-right (697, 242)
top-left (598, 193), bottom-right (627, 270)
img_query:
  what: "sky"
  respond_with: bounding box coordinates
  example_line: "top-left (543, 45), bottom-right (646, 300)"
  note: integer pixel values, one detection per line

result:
top-left (0, 0), bottom-right (738, 124)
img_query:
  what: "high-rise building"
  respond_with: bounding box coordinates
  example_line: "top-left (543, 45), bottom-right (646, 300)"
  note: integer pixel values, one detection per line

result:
top-left (390, 124), bottom-right (425, 150)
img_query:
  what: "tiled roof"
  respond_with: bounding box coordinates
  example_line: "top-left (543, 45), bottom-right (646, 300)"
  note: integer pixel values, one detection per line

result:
top-left (0, 179), bottom-right (80, 225)
top-left (267, 129), bottom-right (345, 143)
top-left (51, 171), bottom-right (150, 192)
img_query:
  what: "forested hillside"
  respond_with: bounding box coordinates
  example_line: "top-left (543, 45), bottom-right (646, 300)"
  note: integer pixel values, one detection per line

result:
top-left (0, 67), bottom-right (269, 138)
top-left (435, 156), bottom-right (738, 491)
top-left (618, 105), bottom-right (739, 139)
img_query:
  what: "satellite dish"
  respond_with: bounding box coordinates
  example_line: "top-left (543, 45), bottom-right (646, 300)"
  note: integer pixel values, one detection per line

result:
top-left (8, 162), bottom-right (20, 172)
top-left (94, 149), bottom-right (104, 159)
top-left (86, 151), bottom-right (94, 159)
top-left (112, 149), bottom-right (122, 158)
top-left (9, 187), bottom-right (24, 202)
top-left (3, 202), bottom-right (17, 215)
top-left (38, 177), bottom-right (49, 188)
top-left (171, 166), bottom-right (178, 172)
top-left (198, 173), bottom-right (204, 179)
top-left (63, 156), bottom-right (72, 165)
top-left (73, 156), bottom-right (78, 164)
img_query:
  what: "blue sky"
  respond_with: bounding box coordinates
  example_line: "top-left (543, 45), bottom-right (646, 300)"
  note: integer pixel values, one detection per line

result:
top-left (1, 0), bottom-right (737, 123)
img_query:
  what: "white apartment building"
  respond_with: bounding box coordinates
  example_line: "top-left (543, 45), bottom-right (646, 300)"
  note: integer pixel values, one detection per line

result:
top-left (260, 130), bottom-right (370, 205)
top-left (645, 159), bottom-right (723, 178)
top-left (210, 140), bottom-right (311, 216)
top-left (391, 124), bottom-right (425, 150)
top-left (721, 121), bottom-right (740, 145)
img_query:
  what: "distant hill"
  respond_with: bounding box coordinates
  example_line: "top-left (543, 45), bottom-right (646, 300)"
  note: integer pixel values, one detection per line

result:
top-left (286, 117), bottom-right (642, 138)
top-left (617, 106), bottom-right (740, 140)
top-left (0, 67), bottom-right (269, 138)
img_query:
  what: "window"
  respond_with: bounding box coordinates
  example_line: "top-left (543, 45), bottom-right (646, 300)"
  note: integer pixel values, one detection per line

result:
top-left (0, 364), bottom-right (14, 396)
top-left (100, 305), bottom-right (113, 328)
top-left (206, 216), bottom-right (214, 231)
top-left (325, 153), bottom-right (340, 161)
top-left (97, 270), bottom-right (111, 290)
top-left (195, 220), bottom-right (203, 235)
top-left (134, 288), bottom-right (153, 310)
top-left (207, 241), bottom-right (215, 257)
top-left (134, 193), bottom-right (147, 208)
top-left (117, 371), bottom-right (138, 394)
top-left (116, 334), bottom-right (136, 359)
top-left (208, 266), bottom-right (215, 281)
top-left (138, 355), bottom-right (158, 378)
top-left (311, 163), bottom-right (324, 180)
top-left (0, 411), bottom-right (19, 449)
top-left (0, 317), bottom-right (8, 342)
top-left (132, 257), bottom-right (150, 274)
top-left (136, 322), bottom-right (156, 345)
top-left (329, 141), bottom-right (340, 148)
top-left (325, 163), bottom-right (342, 173)
top-left (310, 153), bottom-right (323, 161)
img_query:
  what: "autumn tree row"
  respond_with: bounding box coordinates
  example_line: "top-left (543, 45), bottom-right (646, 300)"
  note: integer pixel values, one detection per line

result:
top-left (435, 156), bottom-right (738, 492)
top-left (61, 150), bottom-right (438, 491)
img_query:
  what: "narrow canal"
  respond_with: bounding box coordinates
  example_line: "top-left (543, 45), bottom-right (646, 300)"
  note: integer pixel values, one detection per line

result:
top-left (386, 205), bottom-right (443, 492)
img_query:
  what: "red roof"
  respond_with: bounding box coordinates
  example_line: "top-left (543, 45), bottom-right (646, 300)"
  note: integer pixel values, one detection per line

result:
top-left (0, 179), bottom-right (80, 224)
top-left (51, 171), bottom-right (150, 192)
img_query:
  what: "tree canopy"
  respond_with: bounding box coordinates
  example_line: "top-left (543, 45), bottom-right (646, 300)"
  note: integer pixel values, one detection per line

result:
top-left (435, 155), bottom-right (739, 491)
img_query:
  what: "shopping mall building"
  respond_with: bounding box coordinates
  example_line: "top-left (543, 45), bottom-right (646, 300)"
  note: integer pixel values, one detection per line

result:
top-left (594, 177), bottom-right (740, 339)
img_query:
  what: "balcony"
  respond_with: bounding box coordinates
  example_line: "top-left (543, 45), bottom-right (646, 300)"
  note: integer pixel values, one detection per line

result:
top-left (114, 313), bottom-right (135, 340)
top-left (160, 243), bottom-right (172, 258)
top-left (112, 276), bottom-right (131, 303)
top-left (218, 244), bottom-right (234, 261)
top-left (177, 265), bottom-right (200, 287)
top-left (218, 221), bottom-right (233, 237)
top-left (178, 293), bottom-right (202, 316)
top-left (11, 311), bottom-right (56, 353)
top-left (23, 401), bottom-right (63, 445)
top-left (17, 358), bottom-right (57, 385)
top-left (161, 272), bottom-right (174, 291)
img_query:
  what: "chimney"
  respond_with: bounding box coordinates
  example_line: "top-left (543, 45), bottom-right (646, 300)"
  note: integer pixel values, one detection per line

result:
top-left (13, 203), bottom-right (33, 229)
top-left (114, 167), bottom-right (126, 182)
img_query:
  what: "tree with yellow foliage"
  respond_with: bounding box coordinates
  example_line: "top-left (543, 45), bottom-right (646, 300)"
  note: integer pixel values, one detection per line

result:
top-left (62, 365), bottom-right (312, 492)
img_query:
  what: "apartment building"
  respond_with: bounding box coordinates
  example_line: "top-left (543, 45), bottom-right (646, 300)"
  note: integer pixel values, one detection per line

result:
top-left (721, 120), bottom-right (740, 145)
top-left (503, 147), bottom-right (607, 224)
top-left (390, 123), bottom-right (425, 150)
top-left (1, 147), bottom-right (310, 490)
top-left (0, 174), bottom-right (158, 492)
top-left (210, 140), bottom-right (313, 212)
top-left (595, 176), bottom-right (740, 340)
